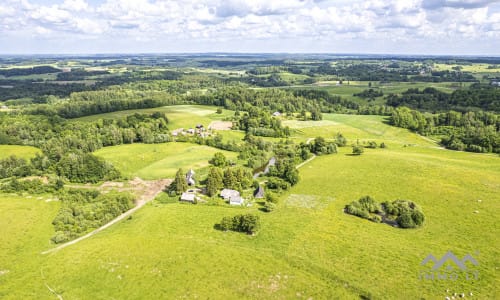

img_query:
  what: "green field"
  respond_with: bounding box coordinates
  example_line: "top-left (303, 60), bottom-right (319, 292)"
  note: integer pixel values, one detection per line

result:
top-left (75, 105), bottom-right (234, 130)
top-left (0, 145), bottom-right (41, 160)
top-left (94, 142), bottom-right (238, 180)
top-left (1, 114), bottom-right (499, 299)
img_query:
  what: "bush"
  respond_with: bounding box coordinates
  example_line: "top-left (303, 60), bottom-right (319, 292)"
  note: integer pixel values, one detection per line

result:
top-left (263, 201), bottom-right (276, 212)
top-left (217, 213), bottom-right (261, 234)
top-left (352, 145), bottom-right (364, 155)
top-left (346, 197), bottom-right (425, 229)
top-left (396, 212), bottom-right (416, 228)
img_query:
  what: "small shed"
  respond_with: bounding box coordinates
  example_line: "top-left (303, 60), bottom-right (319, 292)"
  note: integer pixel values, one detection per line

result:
top-left (180, 192), bottom-right (195, 203)
top-left (254, 186), bottom-right (265, 199)
top-left (229, 196), bottom-right (244, 206)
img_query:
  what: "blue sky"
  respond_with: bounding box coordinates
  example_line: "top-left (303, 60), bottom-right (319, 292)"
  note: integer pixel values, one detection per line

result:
top-left (0, 0), bottom-right (499, 55)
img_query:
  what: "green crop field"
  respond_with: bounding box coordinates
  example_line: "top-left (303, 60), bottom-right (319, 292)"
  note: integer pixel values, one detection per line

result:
top-left (1, 114), bottom-right (498, 299)
top-left (94, 142), bottom-right (238, 180)
top-left (0, 145), bottom-right (41, 160)
top-left (75, 105), bottom-right (234, 130)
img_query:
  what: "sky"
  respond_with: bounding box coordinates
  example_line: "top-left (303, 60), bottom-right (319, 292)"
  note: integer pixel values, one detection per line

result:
top-left (0, 0), bottom-right (499, 55)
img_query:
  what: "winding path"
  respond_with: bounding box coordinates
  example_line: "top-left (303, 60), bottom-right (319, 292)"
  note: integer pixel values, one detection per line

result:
top-left (41, 178), bottom-right (171, 255)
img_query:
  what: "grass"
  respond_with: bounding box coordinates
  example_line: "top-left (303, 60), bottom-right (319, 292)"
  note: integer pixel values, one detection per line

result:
top-left (75, 105), bottom-right (235, 130)
top-left (0, 145), bottom-right (41, 160)
top-left (94, 142), bottom-right (238, 180)
top-left (1, 112), bottom-right (499, 299)
top-left (0, 194), bottom-right (60, 299)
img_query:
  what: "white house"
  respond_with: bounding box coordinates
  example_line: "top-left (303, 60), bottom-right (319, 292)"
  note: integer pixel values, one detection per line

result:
top-left (180, 192), bottom-right (195, 203)
top-left (220, 188), bottom-right (244, 206)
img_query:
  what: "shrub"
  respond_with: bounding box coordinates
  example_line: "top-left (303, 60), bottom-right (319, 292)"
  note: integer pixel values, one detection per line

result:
top-left (396, 212), bottom-right (416, 228)
top-left (352, 145), bottom-right (364, 155)
top-left (217, 213), bottom-right (261, 234)
top-left (263, 201), bottom-right (276, 212)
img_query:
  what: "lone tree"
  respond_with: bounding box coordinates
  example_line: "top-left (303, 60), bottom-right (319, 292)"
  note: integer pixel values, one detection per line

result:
top-left (335, 133), bottom-right (347, 147)
top-left (174, 168), bottom-right (188, 195)
top-left (352, 145), bottom-right (364, 155)
top-left (206, 167), bottom-right (224, 197)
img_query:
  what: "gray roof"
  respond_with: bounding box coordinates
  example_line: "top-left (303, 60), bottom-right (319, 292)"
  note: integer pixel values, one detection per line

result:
top-left (180, 192), bottom-right (195, 202)
top-left (220, 188), bottom-right (240, 200)
top-left (254, 185), bottom-right (265, 198)
top-left (229, 196), bottom-right (244, 205)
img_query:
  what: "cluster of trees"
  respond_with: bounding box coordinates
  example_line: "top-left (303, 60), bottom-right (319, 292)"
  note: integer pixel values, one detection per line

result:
top-left (0, 112), bottom-right (175, 182)
top-left (345, 196), bottom-right (425, 228)
top-left (1, 177), bottom-right (63, 194)
top-left (0, 66), bottom-right (60, 77)
top-left (51, 189), bottom-right (134, 243)
top-left (354, 88), bottom-right (384, 100)
top-left (308, 137), bottom-right (338, 155)
top-left (218, 214), bottom-right (260, 235)
top-left (391, 107), bottom-right (499, 153)
top-left (234, 107), bottom-right (291, 138)
top-left (386, 85), bottom-right (500, 112)
top-left (205, 165), bottom-right (254, 197)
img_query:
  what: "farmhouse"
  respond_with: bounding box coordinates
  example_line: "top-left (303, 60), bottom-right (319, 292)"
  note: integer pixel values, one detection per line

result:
top-left (180, 192), bottom-right (195, 203)
top-left (220, 188), bottom-right (244, 205)
top-left (186, 169), bottom-right (195, 186)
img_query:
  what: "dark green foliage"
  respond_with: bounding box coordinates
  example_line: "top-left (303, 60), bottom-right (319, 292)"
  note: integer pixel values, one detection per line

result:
top-left (380, 142), bottom-right (386, 148)
top-left (266, 177), bottom-right (291, 191)
top-left (206, 167), bottom-right (224, 197)
top-left (345, 197), bottom-right (424, 229)
top-left (354, 89), bottom-right (383, 99)
top-left (0, 178), bottom-right (61, 194)
top-left (390, 106), bottom-right (499, 153)
top-left (55, 153), bottom-right (120, 183)
top-left (263, 201), bottom-right (276, 212)
top-left (366, 141), bottom-right (378, 149)
top-left (265, 192), bottom-right (279, 204)
top-left (335, 133), bottom-right (348, 147)
top-left (51, 189), bottom-right (134, 243)
top-left (209, 152), bottom-right (227, 167)
top-left (352, 145), bottom-right (364, 155)
top-left (218, 214), bottom-right (261, 234)
top-left (172, 168), bottom-right (188, 195)
top-left (0, 155), bottom-right (32, 179)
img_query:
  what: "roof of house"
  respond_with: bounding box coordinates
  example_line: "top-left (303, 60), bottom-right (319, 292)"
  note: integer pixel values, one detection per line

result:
top-left (254, 185), bottom-right (265, 198)
top-left (220, 188), bottom-right (240, 200)
top-left (180, 192), bottom-right (195, 202)
top-left (229, 196), bottom-right (244, 205)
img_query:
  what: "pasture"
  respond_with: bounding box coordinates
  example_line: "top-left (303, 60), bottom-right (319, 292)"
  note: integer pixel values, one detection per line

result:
top-left (0, 145), bottom-right (41, 160)
top-left (75, 105), bottom-right (234, 130)
top-left (0, 113), bottom-right (498, 299)
top-left (94, 142), bottom-right (238, 180)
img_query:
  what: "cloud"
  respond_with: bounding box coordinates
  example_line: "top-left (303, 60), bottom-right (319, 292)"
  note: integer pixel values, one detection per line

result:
top-left (422, 0), bottom-right (499, 10)
top-left (0, 0), bottom-right (498, 54)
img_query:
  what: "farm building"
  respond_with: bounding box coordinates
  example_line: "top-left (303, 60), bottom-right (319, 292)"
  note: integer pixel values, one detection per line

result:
top-left (180, 192), bottom-right (195, 203)
top-left (272, 111), bottom-right (281, 117)
top-left (220, 188), bottom-right (244, 205)
top-left (186, 169), bottom-right (195, 186)
top-left (254, 185), bottom-right (265, 198)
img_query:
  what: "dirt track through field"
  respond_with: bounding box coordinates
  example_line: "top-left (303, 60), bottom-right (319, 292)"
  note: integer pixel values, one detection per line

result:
top-left (41, 178), bottom-right (171, 255)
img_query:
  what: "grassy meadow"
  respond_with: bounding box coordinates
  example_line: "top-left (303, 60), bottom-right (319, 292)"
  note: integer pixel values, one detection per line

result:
top-left (0, 145), bottom-right (41, 160)
top-left (75, 105), bottom-right (235, 130)
top-left (94, 142), bottom-right (238, 180)
top-left (1, 112), bottom-right (499, 299)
